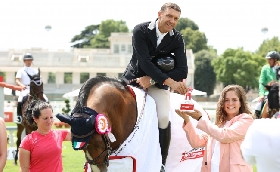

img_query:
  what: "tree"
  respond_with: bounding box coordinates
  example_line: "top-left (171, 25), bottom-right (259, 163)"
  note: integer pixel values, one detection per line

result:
top-left (256, 36), bottom-right (280, 57)
top-left (180, 28), bottom-right (208, 53)
top-left (175, 17), bottom-right (199, 32)
top-left (70, 19), bottom-right (129, 48)
top-left (194, 50), bottom-right (217, 96)
top-left (212, 48), bottom-right (262, 91)
top-left (99, 19), bottom-right (128, 37)
top-left (62, 99), bottom-right (71, 115)
top-left (70, 24), bottom-right (100, 48)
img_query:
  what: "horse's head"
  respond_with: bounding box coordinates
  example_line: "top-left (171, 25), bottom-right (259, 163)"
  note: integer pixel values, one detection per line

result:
top-left (265, 83), bottom-right (279, 118)
top-left (57, 76), bottom-right (137, 172)
top-left (27, 68), bottom-right (44, 100)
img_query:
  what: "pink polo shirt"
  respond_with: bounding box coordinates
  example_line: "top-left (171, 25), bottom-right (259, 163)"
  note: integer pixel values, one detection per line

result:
top-left (20, 130), bottom-right (68, 172)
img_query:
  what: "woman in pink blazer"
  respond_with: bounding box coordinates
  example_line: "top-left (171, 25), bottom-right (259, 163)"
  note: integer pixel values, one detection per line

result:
top-left (176, 85), bottom-right (254, 172)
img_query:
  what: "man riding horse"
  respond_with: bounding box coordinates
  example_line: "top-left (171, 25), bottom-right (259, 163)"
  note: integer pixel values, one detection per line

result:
top-left (255, 51), bottom-right (280, 118)
top-left (15, 53), bottom-right (48, 124)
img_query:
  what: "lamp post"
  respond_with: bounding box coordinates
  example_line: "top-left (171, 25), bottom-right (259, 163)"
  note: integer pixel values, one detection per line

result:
top-left (261, 27), bottom-right (268, 41)
top-left (44, 25), bottom-right (52, 50)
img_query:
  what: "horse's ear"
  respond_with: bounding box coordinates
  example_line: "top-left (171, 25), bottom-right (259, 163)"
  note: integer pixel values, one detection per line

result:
top-left (27, 73), bottom-right (32, 79)
top-left (38, 68), bottom-right (40, 76)
top-left (56, 113), bottom-right (72, 125)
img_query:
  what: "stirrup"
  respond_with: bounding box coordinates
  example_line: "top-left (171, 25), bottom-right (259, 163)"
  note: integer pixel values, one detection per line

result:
top-left (160, 164), bottom-right (166, 172)
top-left (14, 116), bottom-right (22, 124)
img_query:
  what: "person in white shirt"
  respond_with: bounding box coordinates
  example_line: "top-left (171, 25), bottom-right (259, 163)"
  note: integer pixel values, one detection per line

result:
top-left (15, 53), bottom-right (48, 124)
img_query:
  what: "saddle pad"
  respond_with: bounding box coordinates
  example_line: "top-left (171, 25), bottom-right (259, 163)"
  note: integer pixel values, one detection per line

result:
top-left (110, 86), bottom-right (162, 172)
top-left (84, 156), bottom-right (136, 172)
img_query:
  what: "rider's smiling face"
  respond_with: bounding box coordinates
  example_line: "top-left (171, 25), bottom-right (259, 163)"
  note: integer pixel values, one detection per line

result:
top-left (157, 8), bottom-right (180, 33)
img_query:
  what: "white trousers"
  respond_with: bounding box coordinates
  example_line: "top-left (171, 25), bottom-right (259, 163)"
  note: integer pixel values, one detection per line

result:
top-left (147, 86), bottom-right (170, 129)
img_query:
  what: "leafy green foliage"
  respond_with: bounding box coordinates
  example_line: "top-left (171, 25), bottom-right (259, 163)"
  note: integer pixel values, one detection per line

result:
top-left (256, 36), bottom-right (280, 57)
top-left (181, 28), bottom-right (208, 53)
top-left (71, 24), bottom-right (100, 48)
top-left (70, 20), bottom-right (129, 49)
top-left (194, 50), bottom-right (217, 96)
top-left (212, 48), bottom-right (263, 91)
top-left (175, 17), bottom-right (199, 32)
top-left (62, 99), bottom-right (71, 115)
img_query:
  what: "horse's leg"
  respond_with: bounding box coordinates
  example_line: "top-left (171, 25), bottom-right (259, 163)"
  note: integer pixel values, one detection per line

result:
top-left (15, 124), bottom-right (24, 165)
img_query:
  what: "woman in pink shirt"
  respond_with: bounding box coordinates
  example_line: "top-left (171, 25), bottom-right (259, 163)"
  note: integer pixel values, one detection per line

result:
top-left (176, 85), bottom-right (254, 172)
top-left (19, 100), bottom-right (71, 172)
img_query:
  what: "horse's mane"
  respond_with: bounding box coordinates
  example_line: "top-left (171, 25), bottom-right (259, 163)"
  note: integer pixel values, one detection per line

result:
top-left (73, 76), bottom-right (127, 114)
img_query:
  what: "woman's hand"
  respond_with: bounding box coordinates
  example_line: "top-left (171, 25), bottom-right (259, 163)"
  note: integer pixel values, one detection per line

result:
top-left (176, 109), bottom-right (203, 121)
top-left (175, 109), bottom-right (190, 123)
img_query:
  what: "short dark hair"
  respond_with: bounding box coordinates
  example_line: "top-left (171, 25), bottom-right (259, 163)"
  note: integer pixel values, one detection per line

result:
top-left (24, 100), bottom-right (52, 126)
top-left (161, 2), bottom-right (181, 13)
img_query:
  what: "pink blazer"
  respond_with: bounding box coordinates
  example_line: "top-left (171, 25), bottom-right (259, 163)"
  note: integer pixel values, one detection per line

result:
top-left (183, 113), bottom-right (254, 172)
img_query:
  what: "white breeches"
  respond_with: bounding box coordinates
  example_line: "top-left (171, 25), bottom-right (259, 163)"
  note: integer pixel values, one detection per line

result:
top-left (147, 86), bottom-right (170, 129)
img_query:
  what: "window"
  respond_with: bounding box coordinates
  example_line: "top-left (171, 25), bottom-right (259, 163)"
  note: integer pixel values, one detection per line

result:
top-left (80, 73), bottom-right (89, 83)
top-left (114, 44), bottom-right (119, 53)
top-left (0, 72), bottom-right (6, 82)
top-left (121, 44), bottom-right (126, 52)
top-left (97, 73), bottom-right (106, 77)
top-left (78, 55), bottom-right (89, 62)
top-left (11, 54), bottom-right (22, 61)
top-left (48, 72), bottom-right (56, 83)
top-left (64, 73), bottom-right (72, 84)
top-left (127, 45), bottom-right (133, 54)
top-left (118, 73), bottom-right (123, 79)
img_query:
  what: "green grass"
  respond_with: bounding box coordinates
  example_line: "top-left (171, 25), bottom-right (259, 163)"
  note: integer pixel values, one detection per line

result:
top-left (4, 141), bottom-right (85, 172)
top-left (5, 122), bottom-right (16, 127)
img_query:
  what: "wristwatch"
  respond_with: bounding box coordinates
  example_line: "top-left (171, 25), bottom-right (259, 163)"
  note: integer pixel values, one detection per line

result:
top-left (150, 79), bottom-right (156, 85)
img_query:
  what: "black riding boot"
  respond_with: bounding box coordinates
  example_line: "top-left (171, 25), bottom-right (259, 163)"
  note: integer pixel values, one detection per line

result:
top-left (15, 102), bottom-right (22, 124)
top-left (255, 110), bottom-right (261, 119)
top-left (159, 122), bottom-right (171, 171)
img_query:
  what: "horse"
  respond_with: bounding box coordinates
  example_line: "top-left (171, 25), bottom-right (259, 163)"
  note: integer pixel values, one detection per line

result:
top-left (14, 68), bottom-right (46, 165)
top-left (57, 76), bottom-right (158, 172)
top-left (260, 83), bottom-right (280, 118)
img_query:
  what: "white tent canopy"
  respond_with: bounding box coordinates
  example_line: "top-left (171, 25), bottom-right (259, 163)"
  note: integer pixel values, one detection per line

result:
top-left (62, 88), bottom-right (206, 99)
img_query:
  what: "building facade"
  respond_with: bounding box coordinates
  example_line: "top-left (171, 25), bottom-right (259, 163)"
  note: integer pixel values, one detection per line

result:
top-left (0, 33), bottom-right (195, 100)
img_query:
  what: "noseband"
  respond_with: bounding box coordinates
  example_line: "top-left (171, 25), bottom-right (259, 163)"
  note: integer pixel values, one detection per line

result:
top-left (29, 79), bottom-right (43, 99)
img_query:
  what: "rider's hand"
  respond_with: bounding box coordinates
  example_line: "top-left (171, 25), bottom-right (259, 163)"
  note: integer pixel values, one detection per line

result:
top-left (258, 95), bottom-right (264, 102)
top-left (21, 85), bottom-right (27, 90)
top-left (164, 78), bottom-right (188, 95)
top-left (136, 76), bottom-right (152, 90)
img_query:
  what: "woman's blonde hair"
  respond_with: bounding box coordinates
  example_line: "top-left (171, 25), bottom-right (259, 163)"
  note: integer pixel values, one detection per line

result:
top-left (215, 85), bottom-right (253, 127)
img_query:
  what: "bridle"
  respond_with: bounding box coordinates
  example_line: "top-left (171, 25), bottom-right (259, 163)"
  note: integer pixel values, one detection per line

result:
top-left (28, 80), bottom-right (43, 99)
